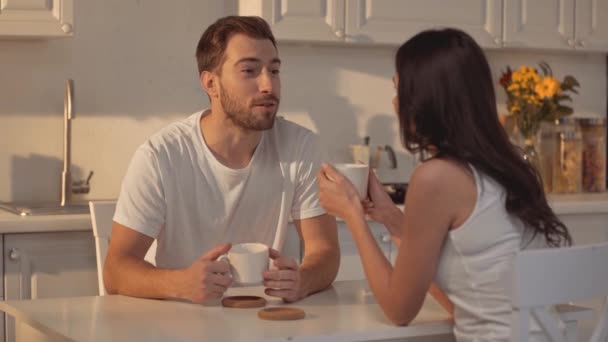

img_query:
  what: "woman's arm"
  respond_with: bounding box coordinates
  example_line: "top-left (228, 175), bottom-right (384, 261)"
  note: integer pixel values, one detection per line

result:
top-left (344, 161), bottom-right (456, 325)
top-left (389, 235), bottom-right (453, 316)
top-left (318, 161), bottom-right (459, 325)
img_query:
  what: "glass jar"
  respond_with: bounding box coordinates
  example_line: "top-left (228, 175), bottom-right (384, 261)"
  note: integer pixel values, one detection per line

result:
top-left (539, 118), bottom-right (580, 193)
top-left (552, 130), bottom-right (583, 193)
top-left (579, 118), bottom-right (606, 192)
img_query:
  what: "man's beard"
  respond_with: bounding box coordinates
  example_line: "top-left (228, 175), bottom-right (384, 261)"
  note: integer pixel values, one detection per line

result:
top-left (219, 87), bottom-right (279, 131)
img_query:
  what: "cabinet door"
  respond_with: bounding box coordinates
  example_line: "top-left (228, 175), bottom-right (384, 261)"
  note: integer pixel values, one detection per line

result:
top-left (574, 0), bottom-right (608, 51)
top-left (504, 0), bottom-right (575, 49)
top-left (335, 222), bottom-right (391, 281)
top-left (4, 232), bottom-right (98, 342)
top-left (345, 0), bottom-right (502, 48)
top-left (0, 0), bottom-right (73, 38)
top-left (239, 0), bottom-right (345, 42)
top-left (558, 213), bottom-right (608, 245)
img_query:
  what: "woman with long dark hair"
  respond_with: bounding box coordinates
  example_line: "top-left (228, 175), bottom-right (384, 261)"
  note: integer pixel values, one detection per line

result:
top-left (317, 28), bottom-right (570, 341)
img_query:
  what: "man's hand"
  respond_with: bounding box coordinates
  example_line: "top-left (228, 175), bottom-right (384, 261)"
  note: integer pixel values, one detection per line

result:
top-left (263, 249), bottom-right (303, 302)
top-left (176, 243), bottom-right (233, 304)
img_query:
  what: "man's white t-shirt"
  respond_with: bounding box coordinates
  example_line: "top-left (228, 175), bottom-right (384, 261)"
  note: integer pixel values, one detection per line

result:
top-left (114, 110), bottom-right (326, 269)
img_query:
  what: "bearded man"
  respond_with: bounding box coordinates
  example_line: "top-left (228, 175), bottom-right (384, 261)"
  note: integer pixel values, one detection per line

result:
top-left (104, 16), bottom-right (339, 304)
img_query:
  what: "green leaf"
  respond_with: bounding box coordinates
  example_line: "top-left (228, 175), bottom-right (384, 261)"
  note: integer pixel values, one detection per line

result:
top-left (539, 61), bottom-right (551, 76)
top-left (555, 105), bottom-right (574, 115)
top-left (562, 75), bottom-right (580, 88)
top-left (555, 95), bottom-right (573, 102)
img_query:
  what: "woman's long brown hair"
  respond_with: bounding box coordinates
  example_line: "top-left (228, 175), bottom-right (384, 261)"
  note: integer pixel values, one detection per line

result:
top-left (395, 28), bottom-right (571, 247)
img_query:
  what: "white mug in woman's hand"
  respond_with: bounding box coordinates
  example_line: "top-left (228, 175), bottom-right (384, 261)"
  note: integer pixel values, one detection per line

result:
top-left (334, 163), bottom-right (370, 199)
top-left (220, 243), bottom-right (269, 286)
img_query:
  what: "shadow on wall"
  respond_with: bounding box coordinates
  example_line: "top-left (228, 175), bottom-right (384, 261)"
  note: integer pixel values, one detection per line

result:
top-left (279, 67), bottom-right (361, 157)
top-left (10, 154), bottom-right (85, 203)
top-left (279, 43), bottom-right (395, 160)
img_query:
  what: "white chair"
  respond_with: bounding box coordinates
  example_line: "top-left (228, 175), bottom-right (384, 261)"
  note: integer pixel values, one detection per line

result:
top-left (510, 242), bottom-right (608, 342)
top-left (89, 200), bottom-right (157, 295)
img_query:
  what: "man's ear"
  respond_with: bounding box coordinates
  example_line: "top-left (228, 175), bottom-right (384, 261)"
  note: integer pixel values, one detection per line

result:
top-left (201, 71), bottom-right (219, 99)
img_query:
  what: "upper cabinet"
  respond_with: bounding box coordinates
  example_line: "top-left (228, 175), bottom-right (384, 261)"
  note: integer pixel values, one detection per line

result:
top-left (0, 0), bottom-right (74, 38)
top-left (504, 0), bottom-right (608, 51)
top-left (240, 0), bottom-right (501, 48)
top-left (239, 0), bottom-right (345, 42)
top-left (503, 0), bottom-right (574, 49)
top-left (344, 0), bottom-right (502, 48)
top-left (240, 0), bottom-right (608, 52)
top-left (574, 0), bottom-right (608, 51)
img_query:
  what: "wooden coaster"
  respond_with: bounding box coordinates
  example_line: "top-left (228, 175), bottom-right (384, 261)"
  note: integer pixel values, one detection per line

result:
top-left (257, 307), bottom-right (306, 321)
top-left (221, 296), bottom-right (267, 308)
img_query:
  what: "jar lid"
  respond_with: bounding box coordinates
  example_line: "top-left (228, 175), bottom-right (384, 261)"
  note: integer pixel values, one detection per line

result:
top-left (560, 131), bottom-right (582, 140)
top-left (557, 117), bottom-right (578, 125)
top-left (578, 117), bottom-right (606, 126)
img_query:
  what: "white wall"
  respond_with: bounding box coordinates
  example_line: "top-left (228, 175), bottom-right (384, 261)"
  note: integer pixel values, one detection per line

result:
top-left (0, 0), bottom-right (605, 203)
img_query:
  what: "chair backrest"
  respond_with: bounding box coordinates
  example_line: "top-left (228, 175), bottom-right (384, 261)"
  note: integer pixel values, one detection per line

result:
top-left (89, 200), bottom-right (157, 295)
top-left (510, 242), bottom-right (608, 342)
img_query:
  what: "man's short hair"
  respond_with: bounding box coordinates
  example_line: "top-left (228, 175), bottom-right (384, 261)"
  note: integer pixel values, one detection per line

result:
top-left (195, 16), bottom-right (277, 75)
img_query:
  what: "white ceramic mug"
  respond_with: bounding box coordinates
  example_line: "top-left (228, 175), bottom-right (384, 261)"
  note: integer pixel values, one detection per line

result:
top-left (334, 163), bottom-right (370, 199)
top-left (221, 243), bottom-right (269, 286)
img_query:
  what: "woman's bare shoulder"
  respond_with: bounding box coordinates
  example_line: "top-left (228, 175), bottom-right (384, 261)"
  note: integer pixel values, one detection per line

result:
top-left (410, 158), bottom-right (473, 190)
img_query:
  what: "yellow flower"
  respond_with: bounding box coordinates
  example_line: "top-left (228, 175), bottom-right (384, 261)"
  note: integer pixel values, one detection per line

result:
top-left (508, 83), bottom-right (520, 92)
top-left (518, 66), bottom-right (532, 74)
top-left (535, 77), bottom-right (561, 98)
top-left (512, 71), bottom-right (523, 83)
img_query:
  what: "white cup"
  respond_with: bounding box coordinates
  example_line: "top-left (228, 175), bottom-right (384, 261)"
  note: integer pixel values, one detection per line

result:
top-left (221, 243), bottom-right (269, 286)
top-left (334, 163), bottom-right (369, 199)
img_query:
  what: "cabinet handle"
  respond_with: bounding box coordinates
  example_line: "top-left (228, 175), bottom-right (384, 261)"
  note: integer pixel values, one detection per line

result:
top-left (335, 29), bottom-right (345, 38)
top-left (576, 40), bottom-right (586, 48)
top-left (61, 23), bottom-right (73, 34)
top-left (493, 37), bottom-right (502, 46)
top-left (8, 248), bottom-right (20, 261)
top-left (567, 38), bottom-right (575, 47)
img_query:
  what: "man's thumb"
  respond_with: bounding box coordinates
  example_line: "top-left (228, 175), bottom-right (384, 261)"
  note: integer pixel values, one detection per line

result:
top-left (201, 243), bottom-right (232, 261)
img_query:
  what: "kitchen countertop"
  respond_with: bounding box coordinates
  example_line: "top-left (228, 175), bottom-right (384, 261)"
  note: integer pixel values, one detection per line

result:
top-left (0, 193), bottom-right (606, 234)
top-left (546, 192), bottom-right (608, 215)
top-left (0, 212), bottom-right (91, 234)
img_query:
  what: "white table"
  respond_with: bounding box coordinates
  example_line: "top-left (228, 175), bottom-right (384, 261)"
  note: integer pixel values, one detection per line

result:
top-left (0, 280), bottom-right (454, 342)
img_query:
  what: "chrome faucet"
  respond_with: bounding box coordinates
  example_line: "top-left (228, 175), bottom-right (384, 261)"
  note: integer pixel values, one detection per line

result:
top-left (60, 79), bottom-right (93, 206)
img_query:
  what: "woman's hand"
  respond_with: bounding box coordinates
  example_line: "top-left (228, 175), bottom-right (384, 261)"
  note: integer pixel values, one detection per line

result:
top-left (363, 170), bottom-right (404, 238)
top-left (317, 163), bottom-right (365, 223)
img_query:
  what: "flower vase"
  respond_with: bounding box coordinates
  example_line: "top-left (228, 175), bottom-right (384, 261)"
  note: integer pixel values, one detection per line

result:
top-left (523, 139), bottom-right (541, 167)
top-left (521, 132), bottom-right (543, 176)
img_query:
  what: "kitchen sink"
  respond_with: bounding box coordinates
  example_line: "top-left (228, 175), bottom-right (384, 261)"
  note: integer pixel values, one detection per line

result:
top-left (0, 203), bottom-right (90, 216)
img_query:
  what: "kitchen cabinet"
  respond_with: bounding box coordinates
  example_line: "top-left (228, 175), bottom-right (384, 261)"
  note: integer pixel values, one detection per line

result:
top-left (4, 231), bottom-right (98, 342)
top-left (0, 0), bottom-right (74, 38)
top-left (504, 0), bottom-right (608, 51)
top-left (240, 0), bottom-right (502, 48)
top-left (559, 213), bottom-right (608, 245)
top-left (241, 0), bottom-right (608, 52)
top-left (344, 0), bottom-right (502, 47)
top-left (574, 0), bottom-right (608, 51)
top-left (239, 0), bottom-right (345, 42)
top-left (333, 211), bottom-right (608, 282)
